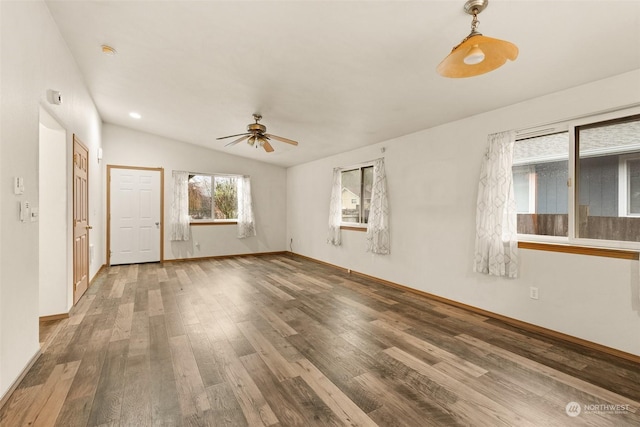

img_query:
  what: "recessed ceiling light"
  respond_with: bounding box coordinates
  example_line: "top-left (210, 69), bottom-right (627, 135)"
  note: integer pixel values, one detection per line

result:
top-left (101, 44), bottom-right (117, 56)
top-left (129, 112), bottom-right (142, 119)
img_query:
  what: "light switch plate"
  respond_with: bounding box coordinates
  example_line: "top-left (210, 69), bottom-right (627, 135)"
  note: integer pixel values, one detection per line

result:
top-left (14, 177), bottom-right (24, 195)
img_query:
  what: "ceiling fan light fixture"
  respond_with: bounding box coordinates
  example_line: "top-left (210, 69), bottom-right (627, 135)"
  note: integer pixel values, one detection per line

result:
top-left (437, 0), bottom-right (518, 78)
top-left (216, 114), bottom-right (298, 153)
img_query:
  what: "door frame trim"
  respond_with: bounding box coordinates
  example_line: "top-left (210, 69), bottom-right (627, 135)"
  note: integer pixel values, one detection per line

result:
top-left (107, 165), bottom-right (165, 266)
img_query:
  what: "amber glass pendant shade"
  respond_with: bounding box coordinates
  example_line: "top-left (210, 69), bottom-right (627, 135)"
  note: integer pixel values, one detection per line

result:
top-left (437, 33), bottom-right (518, 78)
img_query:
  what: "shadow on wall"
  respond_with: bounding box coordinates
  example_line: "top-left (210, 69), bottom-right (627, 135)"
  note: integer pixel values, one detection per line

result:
top-left (631, 261), bottom-right (640, 315)
top-left (169, 233), bottom-right (264, 260)
top-left (170, 240), bottom-right (195, 259)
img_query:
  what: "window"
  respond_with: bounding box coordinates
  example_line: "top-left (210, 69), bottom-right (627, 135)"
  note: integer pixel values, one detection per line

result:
top-left (619, 154), bottom-right (640, 217)
top-left (512, 165), bottom-right (536, 214)
top-left (341, 165), bottom-right (373, 225)
top-left (512, 110), bottom-right (640, 248)
top-left (188, 174), bottom-right (238, 222)
top-left (577, 115), bottom-right (640, 242)
top-left (513, 132), bottom-right (569, 236)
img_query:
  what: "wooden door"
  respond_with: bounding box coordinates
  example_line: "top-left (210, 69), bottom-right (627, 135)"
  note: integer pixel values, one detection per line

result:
top-left (73, 135), bottom-right (90, 304)
top-left (109, 167), bottom-right (163, 265)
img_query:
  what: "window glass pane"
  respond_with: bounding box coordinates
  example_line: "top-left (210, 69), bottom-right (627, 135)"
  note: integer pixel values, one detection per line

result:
top-left (512, 132), bottom-right (569, 236)
top-left (629, 159), bottom-right (640, 214)
top-left (577, 117), bottom-right (640, 241)
top-left (513, 166), bottom-right (532, 214)
top-left (214, 176), bottom-right (237, 220)
top-left (362, 166), bottom-right (373, 224)
top-left (188, 175), bottom-right (212, 220)
top-left (341, 169), bottom-right (361, 223)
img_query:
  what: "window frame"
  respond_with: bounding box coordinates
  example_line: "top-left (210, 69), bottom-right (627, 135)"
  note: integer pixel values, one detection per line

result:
top-left (339, 162), bottom-right (374, 229)
top-left (514, 106), bottom-right (640, 251)
top-left (617, 153), bottom-right (640, 218)
top-left (512, 164), bottom-right (537, 214)
top-left (188, 172), bottom-right (240, 225)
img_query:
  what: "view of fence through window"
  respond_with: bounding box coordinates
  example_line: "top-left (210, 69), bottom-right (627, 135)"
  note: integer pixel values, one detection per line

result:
top-left (512, 114), bottom-right (640, 243)
top-left (341, 166), bottom-right (373, 224)
top-left (577, 116), bottom-right (640, 242)
top-left (513, 132), bottom-right (569, 237)
top-left (188, 174), bottom-right (238, 221)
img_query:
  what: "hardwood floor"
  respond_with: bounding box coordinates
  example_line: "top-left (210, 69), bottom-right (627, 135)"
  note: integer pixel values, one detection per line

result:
top-left (1, 254), bottom-right (639, 426)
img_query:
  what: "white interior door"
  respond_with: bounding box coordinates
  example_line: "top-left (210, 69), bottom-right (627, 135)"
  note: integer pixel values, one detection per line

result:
top-left (110, 167), bottom-right (161, 265)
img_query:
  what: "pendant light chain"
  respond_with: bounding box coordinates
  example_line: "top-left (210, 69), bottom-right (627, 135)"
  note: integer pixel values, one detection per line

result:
top-left (470, 11), bottom-right (480, 33)
top-left (450, 8), bottom-right (482, 52)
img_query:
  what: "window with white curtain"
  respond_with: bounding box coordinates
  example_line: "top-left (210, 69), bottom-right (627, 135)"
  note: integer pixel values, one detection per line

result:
top-left (340, 165), bottom-right (373, 226)
top-left (188, 174), bottom-right (238, 223)
top-left (328, 159), bottom-right (390, 254)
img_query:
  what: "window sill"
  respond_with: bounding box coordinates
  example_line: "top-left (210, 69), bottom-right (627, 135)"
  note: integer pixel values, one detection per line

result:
top-left (340, 225), bottom-right (367, 232)
top-left (518, 241), bottom-right (639, 260)
top-left (190, 221), bottom-right (237, 226)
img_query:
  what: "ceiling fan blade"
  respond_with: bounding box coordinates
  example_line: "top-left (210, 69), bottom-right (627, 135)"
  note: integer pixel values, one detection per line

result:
top-left (265, 133), bottom-right (298, 146)
top-left (225, 135), bottom-right (250, 147)
top-left (217, 132), bottom-right (250, 140)
top-left (263, 140), bottom-right (274, 152)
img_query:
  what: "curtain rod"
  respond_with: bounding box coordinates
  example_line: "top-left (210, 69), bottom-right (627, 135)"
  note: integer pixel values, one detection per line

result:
top-left (338, 157), bottom-right (384, 171)
top-left (172, 170), bottom-right (246, 178)
top-left (515, 102), bottom-right (640, 135)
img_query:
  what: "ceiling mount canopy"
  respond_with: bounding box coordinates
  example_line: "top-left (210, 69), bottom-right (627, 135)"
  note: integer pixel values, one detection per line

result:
top-left (437, 0), bottom-right (518, 78)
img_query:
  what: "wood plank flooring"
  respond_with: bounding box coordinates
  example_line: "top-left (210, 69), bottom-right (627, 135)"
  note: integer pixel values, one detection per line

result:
top-left (1, 254), bottom-right (639, 426)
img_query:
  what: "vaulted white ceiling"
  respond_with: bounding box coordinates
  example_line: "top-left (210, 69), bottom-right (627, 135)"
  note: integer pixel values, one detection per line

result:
top-left (45, 0), bottom-right (640, 167)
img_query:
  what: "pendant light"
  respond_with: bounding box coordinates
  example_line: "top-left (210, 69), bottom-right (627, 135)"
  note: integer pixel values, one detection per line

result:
top-left (437, 0), bottom-right (518, 78)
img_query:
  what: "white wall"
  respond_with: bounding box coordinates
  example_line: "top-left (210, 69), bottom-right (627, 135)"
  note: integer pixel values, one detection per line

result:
top-left (287, 70), bottom-right (640, 356)
top-left (0, 0), bottom-right (102, 399)
top-left (102, 124), bottom-right (287, 260)
top-left (39, 111), bottom-right (67, 317)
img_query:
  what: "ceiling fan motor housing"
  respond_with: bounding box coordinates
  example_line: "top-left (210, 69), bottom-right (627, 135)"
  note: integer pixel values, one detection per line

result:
top-left (248, 123), bottom-right (266, 133)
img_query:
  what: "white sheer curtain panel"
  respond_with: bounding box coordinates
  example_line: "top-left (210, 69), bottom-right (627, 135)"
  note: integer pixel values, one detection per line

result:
top-left (474, 131), bottom-right (519, 278)
top-left (237, 175), bottom-right (256, 238)
top-left (366, 158), bottom-right (390, 254)
top-left (170, 171), bottom-right (191, 241)
top-left (327, 167), bottom-right (342, 246)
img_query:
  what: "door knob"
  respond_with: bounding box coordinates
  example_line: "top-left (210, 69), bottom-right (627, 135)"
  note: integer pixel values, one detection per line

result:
top-left (86, 225), bottom-right (93, 230)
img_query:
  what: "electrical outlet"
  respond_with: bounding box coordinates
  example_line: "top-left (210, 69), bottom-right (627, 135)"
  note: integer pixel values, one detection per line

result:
top-left (529, 286), bottom-right (539, 300)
